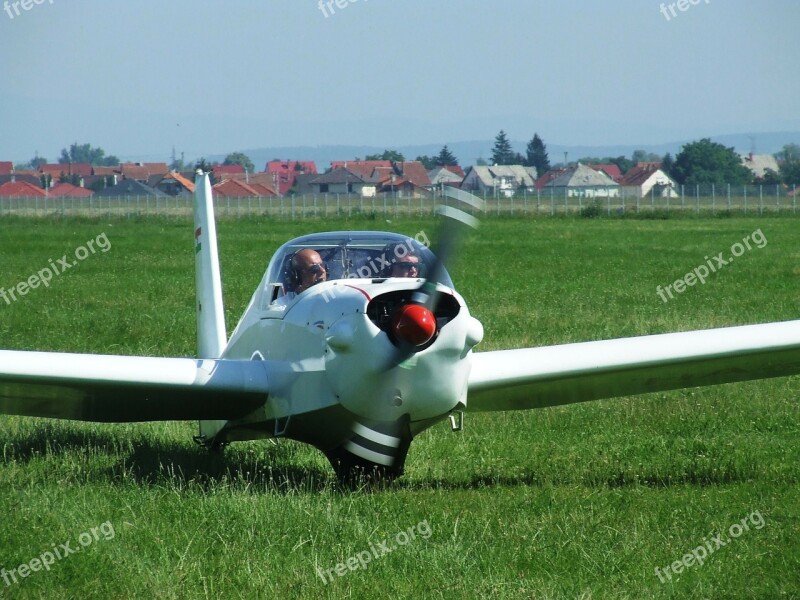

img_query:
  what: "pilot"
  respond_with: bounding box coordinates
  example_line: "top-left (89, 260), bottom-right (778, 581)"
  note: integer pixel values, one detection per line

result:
top-left (383, 242), bottom-right (421, 278)
top-left (291, 248), bottom-right (327, 293)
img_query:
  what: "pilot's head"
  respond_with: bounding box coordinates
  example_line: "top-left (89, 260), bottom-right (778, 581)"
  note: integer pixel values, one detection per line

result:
top-left (384, 242), bottom-right (421, 278)
top-left (292, 248), bottom-right (327, 293)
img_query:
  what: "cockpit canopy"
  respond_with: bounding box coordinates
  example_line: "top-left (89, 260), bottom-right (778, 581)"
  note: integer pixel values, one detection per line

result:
top-left (263, 231), bottom-right (451, 297)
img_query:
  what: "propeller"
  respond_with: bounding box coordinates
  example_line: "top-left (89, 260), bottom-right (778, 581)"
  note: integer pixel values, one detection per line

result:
top-left (328, 188), bottom-right (484, 485)
top-left (384, 187), bottom-right (485, 369)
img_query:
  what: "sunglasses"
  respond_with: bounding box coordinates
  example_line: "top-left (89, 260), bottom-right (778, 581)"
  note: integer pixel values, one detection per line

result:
top-left (394, 262), bottom-right (419, 271)
top-left (303, 264), bottom-right (326, 275)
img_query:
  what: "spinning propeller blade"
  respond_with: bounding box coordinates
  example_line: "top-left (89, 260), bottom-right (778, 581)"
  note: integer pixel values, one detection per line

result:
top-left (384, 188), bottom-right (484, 369)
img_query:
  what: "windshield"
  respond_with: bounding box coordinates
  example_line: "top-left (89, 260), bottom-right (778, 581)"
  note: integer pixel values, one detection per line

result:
top-left (262, 231), bottom-right (452, 299)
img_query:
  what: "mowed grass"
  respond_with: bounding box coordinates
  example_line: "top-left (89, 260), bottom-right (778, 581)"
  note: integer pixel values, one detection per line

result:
top-left (0, 214), bottom-right (798, 599)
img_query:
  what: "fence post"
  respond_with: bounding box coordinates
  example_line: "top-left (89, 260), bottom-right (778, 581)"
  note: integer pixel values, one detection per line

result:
top-left (744, 185), bottom-right (747, 214)
top-left (711, 183), bottom-right (715, 212)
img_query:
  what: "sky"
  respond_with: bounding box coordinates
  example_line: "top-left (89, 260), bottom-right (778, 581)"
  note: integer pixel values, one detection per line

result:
top-left (1, 0), bottom-right (799, 164)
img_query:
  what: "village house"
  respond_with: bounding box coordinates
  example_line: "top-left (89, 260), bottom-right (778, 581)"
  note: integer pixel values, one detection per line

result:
top-left (308, 167), bottom-right (378, 197)
top-left (543, 163), bottom-right (619, 197)
top-left (461, 165), bottom-right (537, 197)
top-left (741, 153), bottom-right (780, 180)
top-left (618, 162), bottom-right (678, 198)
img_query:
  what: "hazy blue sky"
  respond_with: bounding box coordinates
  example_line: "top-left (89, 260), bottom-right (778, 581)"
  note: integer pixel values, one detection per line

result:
top-left (1, 0), bottom-right (798, 163)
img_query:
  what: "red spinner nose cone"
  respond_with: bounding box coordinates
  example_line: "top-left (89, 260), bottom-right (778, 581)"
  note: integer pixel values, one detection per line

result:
top-left (391, 304), bottom-right (437, 347)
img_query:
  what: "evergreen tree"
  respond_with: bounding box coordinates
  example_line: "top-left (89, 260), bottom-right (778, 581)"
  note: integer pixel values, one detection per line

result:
top-left (525, 133), bottom-right (550, 175)
top-left (436, 145), bottom-right (458, 166)
top-left (490, 130), bottom-right (515, 165)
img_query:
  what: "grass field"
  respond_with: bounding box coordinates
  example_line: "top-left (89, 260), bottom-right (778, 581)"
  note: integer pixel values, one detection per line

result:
top-left (0, 214), bottom-right (798, 599)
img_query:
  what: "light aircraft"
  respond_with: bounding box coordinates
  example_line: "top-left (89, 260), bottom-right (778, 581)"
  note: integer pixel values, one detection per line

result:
top-left (1, 174), bottom-right (799, 483)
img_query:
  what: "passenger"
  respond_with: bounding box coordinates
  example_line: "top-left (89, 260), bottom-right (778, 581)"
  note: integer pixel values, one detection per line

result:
top-left (382, 242), bottom-right (421, 278)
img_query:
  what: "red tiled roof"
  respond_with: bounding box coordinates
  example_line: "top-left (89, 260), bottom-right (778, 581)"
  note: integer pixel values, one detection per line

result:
top-left (248, 183), bottom-right (277, 197)
top-left (39, 163), bottom-right (93, 178)
top-left (619, 163), bottom-right (665, 187)
top-left (443, 165), bottom-right (465, 177)
top-left (142, 162), bottom-right (168, 175)
top-left (371, 166), bottom-right (395, 183)
top-left (0, 162), bottom-right (13, 175)
top-left (119, 164), bottom-right (152, 181)
top-left (163, 171), bottom-right (195, 193)
top-left (266, 160), bottom-right (318, 174)
top-left (0, 180), bottom-right (46, 197)
top-left (212, 165), bottom-right (245, 180)
top-left (330, 160), bottom-right (391, 180)
top-left (398, 161), bottom-right (431, 187)
top-left (93, 166), bottom-right (118, 176)
top-left (117, 163), bottom-right (168, 181)
top-left (226, 172), bottom-right (279, 195)
top-left (47, 182), bottom-right (94, 197)
top-left (589, 164), bottom-right (623, 181)
top-left (212, 179), bottom-right (262, 197)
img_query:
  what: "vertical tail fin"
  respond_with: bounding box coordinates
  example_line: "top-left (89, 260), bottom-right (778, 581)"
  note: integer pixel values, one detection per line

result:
top-left (194, 172), bottom-right (227, 358)
top-left (195, 172), bottom-right (229, 447)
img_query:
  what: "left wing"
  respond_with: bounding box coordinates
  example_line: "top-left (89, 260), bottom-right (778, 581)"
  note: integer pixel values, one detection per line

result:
top-left (467, 320), bottom-right (800, 412)
top-left (0, 350), bottom-right (268, 422)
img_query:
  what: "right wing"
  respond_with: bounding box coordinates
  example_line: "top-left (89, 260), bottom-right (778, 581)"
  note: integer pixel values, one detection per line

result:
top-left (467, 320), bottom-right (800, 413)
top-left (0, 350), bottom-right (268, 422)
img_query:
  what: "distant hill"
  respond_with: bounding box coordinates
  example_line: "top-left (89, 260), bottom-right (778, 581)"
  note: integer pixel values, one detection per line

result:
top-left (209, 132), bottom-right (800, 170)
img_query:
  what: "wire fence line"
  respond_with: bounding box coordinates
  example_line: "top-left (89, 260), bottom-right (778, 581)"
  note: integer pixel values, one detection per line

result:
top-left (0, 184), bottom-right (797, 218)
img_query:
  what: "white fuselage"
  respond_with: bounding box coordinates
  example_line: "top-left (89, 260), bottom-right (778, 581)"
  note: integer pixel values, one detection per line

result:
top-left (211, 277), bottom-right (483, 445)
